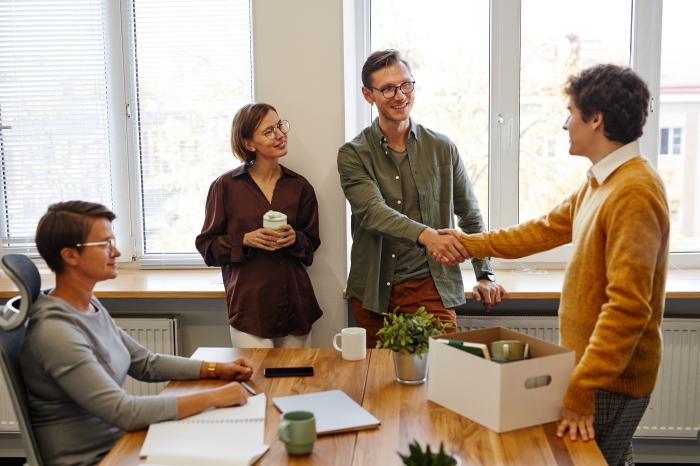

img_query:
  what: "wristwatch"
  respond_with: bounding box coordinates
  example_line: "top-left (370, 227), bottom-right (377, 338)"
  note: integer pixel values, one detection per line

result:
top-left (478, 272), bottom-right (495, 282)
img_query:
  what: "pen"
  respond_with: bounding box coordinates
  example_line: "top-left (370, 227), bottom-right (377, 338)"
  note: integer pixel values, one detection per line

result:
top-left (240, 381), bottom-right (257, 395)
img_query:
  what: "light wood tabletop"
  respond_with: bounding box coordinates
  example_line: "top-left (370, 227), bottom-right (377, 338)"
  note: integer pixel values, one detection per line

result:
top-left (99, 348), bottom-right (606, 466)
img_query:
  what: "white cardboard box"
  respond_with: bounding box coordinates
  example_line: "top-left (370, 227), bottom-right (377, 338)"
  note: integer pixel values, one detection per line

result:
top-left (427, 327), bottom-right (575, 433)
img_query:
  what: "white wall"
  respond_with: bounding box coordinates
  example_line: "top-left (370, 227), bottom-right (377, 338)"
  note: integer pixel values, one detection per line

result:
top-left (252, 0), bottom-right (348, 346)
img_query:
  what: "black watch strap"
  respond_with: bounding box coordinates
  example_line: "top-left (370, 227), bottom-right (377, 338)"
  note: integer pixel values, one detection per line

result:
top-left (477, 272), bottom-right (495, 282)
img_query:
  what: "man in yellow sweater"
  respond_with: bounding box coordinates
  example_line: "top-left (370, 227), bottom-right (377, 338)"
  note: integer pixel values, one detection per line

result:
top-left (445, 64), bottom-right (669, 466)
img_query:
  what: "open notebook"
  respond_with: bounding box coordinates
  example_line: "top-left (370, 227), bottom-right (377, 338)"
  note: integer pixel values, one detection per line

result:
top-left (272, 389), bottom-right (380, 434)
top-left (139, 394), bottom-right (268, 466)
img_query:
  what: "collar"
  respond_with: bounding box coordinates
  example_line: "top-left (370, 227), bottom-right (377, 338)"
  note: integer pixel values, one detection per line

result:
top-left (370, 117), bottom-right (418, 151)
top-left (588, 140), bottom-right (641, 184)
top-left (229, 163), bottom-right (298, 179)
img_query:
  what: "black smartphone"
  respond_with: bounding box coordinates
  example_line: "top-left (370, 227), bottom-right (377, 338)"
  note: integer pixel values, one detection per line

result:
top-left (263, 366), bottom-right (314, 377)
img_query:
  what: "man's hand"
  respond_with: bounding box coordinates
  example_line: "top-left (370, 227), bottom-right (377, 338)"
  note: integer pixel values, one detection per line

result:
top-left (556, 407), bottom-right (595, 442)
top-left (418, 227), bottom-right (469, 265)
top-left (472, 280), bottom-right (507, 310)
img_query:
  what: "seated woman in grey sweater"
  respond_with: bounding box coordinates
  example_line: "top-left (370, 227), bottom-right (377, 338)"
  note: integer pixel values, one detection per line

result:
top-left (21, 201), bottom-right (256, 466)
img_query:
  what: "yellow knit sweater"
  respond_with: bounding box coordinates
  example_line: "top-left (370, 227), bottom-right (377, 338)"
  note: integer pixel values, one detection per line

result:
top-left (461, 156), bottom-right (669, 414)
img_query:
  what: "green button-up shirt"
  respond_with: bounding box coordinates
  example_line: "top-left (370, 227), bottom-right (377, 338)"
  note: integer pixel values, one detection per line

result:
top-left (338, 118), bottom-right (492, 314)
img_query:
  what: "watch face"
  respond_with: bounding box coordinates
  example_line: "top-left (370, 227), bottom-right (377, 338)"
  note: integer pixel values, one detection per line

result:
top-left (482, 273), bottom-right (495, 282)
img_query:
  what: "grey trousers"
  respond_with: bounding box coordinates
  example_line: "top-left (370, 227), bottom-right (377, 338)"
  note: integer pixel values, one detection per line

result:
top-left (594, 389), bottom-right (651, 466)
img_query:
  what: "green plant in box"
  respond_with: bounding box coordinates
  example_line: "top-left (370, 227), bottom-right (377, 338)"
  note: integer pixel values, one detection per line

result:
top-left (376, 306), bottom-right (451, 356)
top-left (399, 440), bottom-right (459, 466)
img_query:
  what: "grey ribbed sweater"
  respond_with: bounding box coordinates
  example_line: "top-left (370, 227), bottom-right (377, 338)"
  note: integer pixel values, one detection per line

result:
top-left (20, 292), bottom-right (202, 466)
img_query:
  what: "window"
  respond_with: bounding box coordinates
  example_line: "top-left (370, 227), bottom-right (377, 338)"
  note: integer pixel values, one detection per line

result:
top-left (519, 0), bottom-right (631, 222)
top-left (659, 127), bottom-right (683, 156)
top-left (0, 0), bottom-right (252, 264)
top-left (0, 0), bottom-right (115, 251)
top-left (365, 0), bottom-right (698, 262)
top-left (371, 0), bottom-right (490, 222)
top-left (657, 0), bottom-right (700, 253)
top-left (130, 0), bottom-right (252, 259)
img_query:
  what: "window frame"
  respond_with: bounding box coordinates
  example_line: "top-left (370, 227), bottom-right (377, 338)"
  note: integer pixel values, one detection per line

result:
top-left (353, 0), bottom-right (699, 269)
top-left (0, 0), bottom-right (254, 267)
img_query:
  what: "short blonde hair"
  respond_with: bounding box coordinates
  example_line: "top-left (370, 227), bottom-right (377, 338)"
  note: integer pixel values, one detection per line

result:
top-left (230, 103), bottom-right (277, 163)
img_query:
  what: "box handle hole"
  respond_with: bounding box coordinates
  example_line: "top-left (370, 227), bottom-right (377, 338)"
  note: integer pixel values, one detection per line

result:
top-left (524, 375), bottom-right (552, 389)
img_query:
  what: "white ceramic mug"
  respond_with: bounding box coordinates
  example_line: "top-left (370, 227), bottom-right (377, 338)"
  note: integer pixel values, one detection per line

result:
top-left (333, 327), bottom-right (366, 361)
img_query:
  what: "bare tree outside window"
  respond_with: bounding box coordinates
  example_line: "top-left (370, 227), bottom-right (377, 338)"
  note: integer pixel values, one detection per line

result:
top-left (371, 0), bottom-right (490, 224)
top-left (658, 0), bottom-right (700, 252)
top-left (519, 0), bottom-right (631, 222)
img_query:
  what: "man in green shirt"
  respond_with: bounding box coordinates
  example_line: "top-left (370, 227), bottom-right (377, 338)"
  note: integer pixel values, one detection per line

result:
top-left (337, 49), bottom-right (506, 347)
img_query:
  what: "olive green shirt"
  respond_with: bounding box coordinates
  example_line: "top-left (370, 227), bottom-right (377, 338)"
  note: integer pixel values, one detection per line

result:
top-left (338, 118), bottom-right (492, 313)
top-left (387, 147), bottom-right (431, 284)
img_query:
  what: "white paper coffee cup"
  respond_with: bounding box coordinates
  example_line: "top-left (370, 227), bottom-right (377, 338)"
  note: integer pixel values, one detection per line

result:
top-left (263, 210), bottom-right (287, 231)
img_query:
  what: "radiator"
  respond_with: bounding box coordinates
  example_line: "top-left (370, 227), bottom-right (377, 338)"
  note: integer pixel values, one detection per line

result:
top-left (457, 316), bottom-right (700, 439)
top-left (112, 316), bottom-right (181, 397)
top-left (0, 316), bottom-right (181, 432)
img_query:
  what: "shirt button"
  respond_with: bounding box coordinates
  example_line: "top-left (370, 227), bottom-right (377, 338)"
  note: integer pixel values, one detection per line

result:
top-left (395, 176), bottom-right (399, 180)
top-left (386, 282), bottom-right (391, 286)
top-left (397, 200), bottom-right (402, 205)
top-left (391, 254), bottom-right (396, 258)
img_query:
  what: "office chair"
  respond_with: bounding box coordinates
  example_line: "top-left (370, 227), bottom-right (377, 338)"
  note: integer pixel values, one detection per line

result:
top-left (0, 254), bottom-right (44, 466)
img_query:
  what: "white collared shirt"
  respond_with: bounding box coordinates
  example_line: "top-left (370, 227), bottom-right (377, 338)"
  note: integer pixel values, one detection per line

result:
top-left (588, 140), bottom-right (642, 184)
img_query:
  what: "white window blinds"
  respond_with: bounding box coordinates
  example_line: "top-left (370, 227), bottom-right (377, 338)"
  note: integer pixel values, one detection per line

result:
top-left (129, 0), bottom-right (252, 258)
top-left (0, 0), bottom-right (113, 250)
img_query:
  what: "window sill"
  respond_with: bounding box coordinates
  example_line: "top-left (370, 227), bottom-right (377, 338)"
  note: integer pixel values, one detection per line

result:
top-left (0, 264), bottom-right (225, 299)
top-left (1, 266), bottom-right (698, 300)
top-left (462, 268), bottom-right (700, 300)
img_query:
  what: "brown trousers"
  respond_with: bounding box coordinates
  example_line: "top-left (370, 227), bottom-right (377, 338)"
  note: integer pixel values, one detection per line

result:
top-left (350, 276), bottom-right (458, 348)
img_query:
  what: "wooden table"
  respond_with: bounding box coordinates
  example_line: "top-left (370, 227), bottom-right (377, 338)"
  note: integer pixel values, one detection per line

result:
top-left (99, 348), bottom-right (606, 466)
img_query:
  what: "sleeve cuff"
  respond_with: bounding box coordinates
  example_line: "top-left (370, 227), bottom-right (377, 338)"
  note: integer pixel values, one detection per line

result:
top-left (472, 259), bottom-right (493, 280)
top-left (460, 233), bottom-right (490, 259)
top-left (563, 384), bottom-right (596, 415)
top-left (404, 222), bottom-right (428, 244)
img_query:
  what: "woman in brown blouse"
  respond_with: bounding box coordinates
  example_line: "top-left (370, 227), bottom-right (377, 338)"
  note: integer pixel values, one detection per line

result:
top-left (196, 103), bottom-right (322, 348)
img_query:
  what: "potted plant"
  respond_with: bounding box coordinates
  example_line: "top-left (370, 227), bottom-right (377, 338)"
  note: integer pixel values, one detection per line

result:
top-left (399, 440), bottom-right (461, 466)
top-left (376, 306), bottom-right (451, 385)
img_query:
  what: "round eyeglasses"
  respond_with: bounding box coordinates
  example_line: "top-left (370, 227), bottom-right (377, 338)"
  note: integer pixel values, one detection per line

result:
top-left (75, 237), bottom-right (117, 253)
top-left (260, 120), bottom-right (290, 140)
top-left (371, 80), bottom-right (415, 99)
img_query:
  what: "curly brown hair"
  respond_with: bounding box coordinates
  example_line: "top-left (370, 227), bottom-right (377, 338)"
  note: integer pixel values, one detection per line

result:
top-left (564, 64), bottom-right (650, 144)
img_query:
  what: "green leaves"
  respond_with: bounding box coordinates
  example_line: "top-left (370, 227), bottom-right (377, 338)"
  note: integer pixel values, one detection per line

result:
top-left (398, 440), bottom-right (457, 466)
top-left (375, 306), bottom-right (452, 356)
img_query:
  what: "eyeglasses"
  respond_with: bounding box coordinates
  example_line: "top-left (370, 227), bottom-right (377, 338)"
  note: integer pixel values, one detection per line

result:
top-left (371, 80), bottom-right (415, 99)
top-left (260, 120), bottom-right (290, 139)
top-left (75, 237), bottom-right (117, 253)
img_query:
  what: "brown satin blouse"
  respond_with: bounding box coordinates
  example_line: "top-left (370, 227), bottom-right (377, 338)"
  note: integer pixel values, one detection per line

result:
top-left (195, 164), bottom-right (322, 338)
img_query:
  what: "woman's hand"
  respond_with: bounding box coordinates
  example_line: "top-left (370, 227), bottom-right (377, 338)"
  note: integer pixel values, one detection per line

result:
top-left (211, 382), bottom-right (248, 408)
top-left (176, 381), bottom-right (248, 418)
top-left (243, 227), bottom-right (283, 251)
top-left (217, 357), bottom-right (254, 381)
top-left (275, 225), bottom-right (296, 248)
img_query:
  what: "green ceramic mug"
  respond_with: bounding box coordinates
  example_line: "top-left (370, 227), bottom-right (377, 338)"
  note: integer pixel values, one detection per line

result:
top-left (278, 410), bottom-right (316, 456)
top-left (491, 340), bottom-right (529, 362)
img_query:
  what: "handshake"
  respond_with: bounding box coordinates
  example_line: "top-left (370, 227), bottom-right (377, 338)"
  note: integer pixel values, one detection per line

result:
top-left (418, 227), bottom-right (473, 266)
